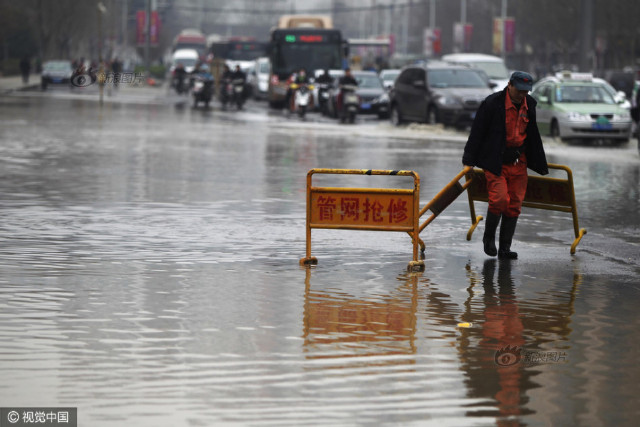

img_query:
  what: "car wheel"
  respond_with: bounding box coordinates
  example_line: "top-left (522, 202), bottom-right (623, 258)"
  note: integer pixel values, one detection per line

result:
top-left (550, 120), bottom-right (561, 139)
top-left (426, 106), bottom-right (438, 124)
top-left (390, 105), bottom-right (403, 126)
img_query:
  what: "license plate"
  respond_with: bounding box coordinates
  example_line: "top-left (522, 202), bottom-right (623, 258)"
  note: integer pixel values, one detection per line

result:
top-left (53, 78), bottom-right (62, 83)
top-left (592, 123), bottom-right (612, 130)
top-left (361, 103), bottom-right (371, 109)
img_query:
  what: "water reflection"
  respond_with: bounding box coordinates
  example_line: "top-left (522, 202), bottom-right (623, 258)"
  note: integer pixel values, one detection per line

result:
top-left (458, 260), bottom-right (582, 423)
top-left (303, 268), bottom-right (417, 359)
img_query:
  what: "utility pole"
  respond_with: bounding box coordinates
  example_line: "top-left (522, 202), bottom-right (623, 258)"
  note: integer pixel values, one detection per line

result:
top-left (98, 2), bottom-right (107, 105)
top-left (122, 0), bottom-right (127, 54)
top-left (580, 0), bottom-right (594, 72)
top-left (501, 0), bottom-right (507, 60)
top-left (429, 0), bottom-right (435, 30)
top-left (145, 0), bottom-right (150, 75)
top-left (402, 1), bottom-right (409, 54)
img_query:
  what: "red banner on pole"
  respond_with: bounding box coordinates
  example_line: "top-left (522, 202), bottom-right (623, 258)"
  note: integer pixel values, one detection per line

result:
top-left (150, 11), bottom-right (160, 46)
top-left (136, 11), bottom-right (161, 47)
top-left (504, 18), bottom-right (515, 53)
top-left (136, 11), bottom-right (146, 46)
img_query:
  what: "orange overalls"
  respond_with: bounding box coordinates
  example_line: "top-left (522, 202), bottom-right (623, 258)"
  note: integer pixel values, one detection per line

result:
top-left (485, 94), bottom-right (529, 217)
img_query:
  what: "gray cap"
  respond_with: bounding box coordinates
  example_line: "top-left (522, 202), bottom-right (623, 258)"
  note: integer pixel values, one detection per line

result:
top-left (510, 71), bottom-right (534, 91)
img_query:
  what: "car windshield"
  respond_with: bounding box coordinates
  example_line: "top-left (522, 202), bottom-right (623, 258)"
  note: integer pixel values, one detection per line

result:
top-left (469, 61), bottom-right (509, 79)
top-left (355, 74), bottom-right (383, 89)
top-left (555, 84), bottom-right (616, 104)
top-left (428, 69), bottom-right (488, 88)
top-left (44, 62), bottom-right (71, 72)
top-left (381, 71), bottom-right (399, 82)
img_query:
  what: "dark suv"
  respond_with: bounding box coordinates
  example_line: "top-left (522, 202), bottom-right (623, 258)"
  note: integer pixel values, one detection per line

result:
top-left (389, 62), bottom-right (492, 128)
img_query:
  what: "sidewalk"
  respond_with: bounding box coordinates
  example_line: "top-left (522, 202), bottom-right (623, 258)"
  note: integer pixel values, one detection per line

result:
top-left (0, 75), bottom-right (39, 94)
top-left (0, 72), bottom-right (171, 105)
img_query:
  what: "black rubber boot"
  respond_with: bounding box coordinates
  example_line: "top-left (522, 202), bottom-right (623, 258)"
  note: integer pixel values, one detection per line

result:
top-left (498, 215), bottom-right (519, 259)
top-left (483, 210), bottom-right (501, 257)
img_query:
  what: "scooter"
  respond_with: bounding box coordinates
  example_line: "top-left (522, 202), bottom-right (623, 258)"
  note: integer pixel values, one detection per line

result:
top-left (232, 78), bottom-right (246, 109)
top-left (316, 82), bottom-right (331, 115)
top-left (219, 78), bottom-right (232, 108)
top-left (173, 72), bottom-right (187, 95)
top-left (192, 75), bottom-right (214, 108)
top-left (290, 83), bottom-right (314, 118)
top-left (338, 84), bottom-right (359, 124)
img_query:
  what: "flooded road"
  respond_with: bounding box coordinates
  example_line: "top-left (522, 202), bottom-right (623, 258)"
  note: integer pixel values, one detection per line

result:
top-left (1, 91), bottom-right (639, 426)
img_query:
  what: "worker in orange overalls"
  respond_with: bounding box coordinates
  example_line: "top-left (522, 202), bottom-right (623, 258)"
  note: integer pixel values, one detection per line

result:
top-left (462, 71), bottom-right (548, 259)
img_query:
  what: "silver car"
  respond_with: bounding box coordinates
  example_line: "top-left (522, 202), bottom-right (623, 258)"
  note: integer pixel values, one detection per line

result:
top-left (531, 73), bottom-right (632, 143)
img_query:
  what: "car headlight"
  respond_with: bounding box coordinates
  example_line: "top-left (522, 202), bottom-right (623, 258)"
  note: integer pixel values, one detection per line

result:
top-left (566, 112), bottom-right (590, 121)
top-left (613, 112), bottom-right (630, 120)
top-left (376, 93), bottom-right (389, 103)
top-left (436, 96), bottom-right (460, 107)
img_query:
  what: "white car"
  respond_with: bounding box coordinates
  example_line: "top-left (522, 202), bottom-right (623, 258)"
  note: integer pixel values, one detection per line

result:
top-left (442, 53), bottom-right (510, 92)
top-left (379, 69), bottom-right (400, 90)
top-left (249, 57), bottom-right (270, 100)
top-left (170, 49), bottom-right (199, 74)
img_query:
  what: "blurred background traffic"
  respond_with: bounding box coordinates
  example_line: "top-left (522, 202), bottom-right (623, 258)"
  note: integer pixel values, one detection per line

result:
top-left (1, 0), bottom-right (639, 141)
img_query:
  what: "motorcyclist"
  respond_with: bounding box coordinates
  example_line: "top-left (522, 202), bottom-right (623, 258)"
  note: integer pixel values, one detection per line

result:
top-left (338, 67), bottom-right (358, 86)
top-left (219, 64), bottom-right (233, 97)
top-left (192, 64), bottom-right (214, 106)
top-left (173, 62), bottom-right (187, 94)
top-left (232, 65), bottom-right (246, 82)
top-left (231, 65), bottom-right (248, 100)
top-left (221, 64), bottom-right (233, 80)
top-left (315, 69), bottom-right (333, 84)
top-left (287, 68), bottom-right (310, 110)
top-left (337, 67), bottom-right (359, 114)
top-left (293, 68), bottom-right (310, 84)
top-left (315, 69), bottom-right (333, 113)
top-left (193, 63), bottom-right (213, 80)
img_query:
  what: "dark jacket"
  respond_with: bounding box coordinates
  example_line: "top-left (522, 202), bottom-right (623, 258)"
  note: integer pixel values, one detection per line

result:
top-left (462, 88), bottom-right (548, 176)
top-left (339, 75), bottom-right (358, 86)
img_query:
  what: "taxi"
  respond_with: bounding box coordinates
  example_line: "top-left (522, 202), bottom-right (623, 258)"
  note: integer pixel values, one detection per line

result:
top-left (531, 71), bottom-right (632, 143)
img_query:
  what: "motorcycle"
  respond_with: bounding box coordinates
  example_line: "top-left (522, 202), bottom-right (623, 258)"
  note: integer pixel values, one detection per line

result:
top-left (219, 78), bottom-right (232, 108)
top-left (337, 84), bottom-right (360, 124)
top-left (316, 82), bottom-right (331, 115)
top-left (192, 75), bottom-right (214, 108)
top-left (232, 78), bottom-right (246, 109)
top-left (173, 71), bottom-right (187, 95)
top-left (290, 83), bottom-right (314, 118)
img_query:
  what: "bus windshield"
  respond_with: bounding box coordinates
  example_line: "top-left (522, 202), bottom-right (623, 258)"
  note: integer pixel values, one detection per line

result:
top-left (273, 43), bottom-right (342, 76)
top-left (227, 43), bottom-right (266, 61)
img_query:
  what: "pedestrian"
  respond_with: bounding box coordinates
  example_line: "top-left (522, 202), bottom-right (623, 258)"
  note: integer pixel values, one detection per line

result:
top-left (111, 57), bottom-right (122, 88)
top-left (462, 71), bottom-right (549, 259)
top-left (19, 56), bottom-right (31, 84)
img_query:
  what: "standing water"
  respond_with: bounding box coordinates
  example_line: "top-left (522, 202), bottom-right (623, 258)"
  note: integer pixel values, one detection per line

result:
top-left (0, 94), bottom-right (639, 426)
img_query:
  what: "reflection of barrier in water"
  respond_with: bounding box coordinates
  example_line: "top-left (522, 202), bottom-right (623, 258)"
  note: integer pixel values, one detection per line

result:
top-left (302, 268), bottom-right (419, 359)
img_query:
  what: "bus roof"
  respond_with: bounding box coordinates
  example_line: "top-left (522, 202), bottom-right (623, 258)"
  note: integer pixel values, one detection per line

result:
top-left (277, 15), bottom-right (333, 29)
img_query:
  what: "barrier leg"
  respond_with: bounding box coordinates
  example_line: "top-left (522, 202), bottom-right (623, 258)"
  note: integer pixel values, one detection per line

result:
top-left (466, 214), bottom-right (484, 241)
top-left (570, 229), bottom-right (587, 255)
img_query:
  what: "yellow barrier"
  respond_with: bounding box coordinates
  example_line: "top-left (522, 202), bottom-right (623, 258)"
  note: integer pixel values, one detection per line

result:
top-left (464, 163), bottom-right (587, 254)
top-left (300, 169), bottom-right (425, 272)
